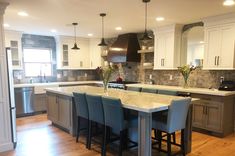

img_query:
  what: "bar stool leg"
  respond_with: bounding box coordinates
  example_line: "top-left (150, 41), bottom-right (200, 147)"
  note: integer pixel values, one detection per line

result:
top-left (88, 120), bottom-right (92, 149)
top-left (167, 133), bottom-right (171, 156)
top-left (86, 119), bottom-right (89, 149)
top-left (102, 125), bottom-right (106, 156)
top-left (172, 132), bottom-right (176, 144)
top-left (181, 129), bottom-right (185, 156)
top-left (119, 130), bottom-right (124, 156)
top-left (76, 116), bottom-right (80, 143)
top-left (157, 130), bottom-right (162, 152)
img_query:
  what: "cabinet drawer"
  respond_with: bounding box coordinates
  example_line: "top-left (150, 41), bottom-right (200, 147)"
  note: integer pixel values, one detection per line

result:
top-left (191, 93), bottom-right (223, 102)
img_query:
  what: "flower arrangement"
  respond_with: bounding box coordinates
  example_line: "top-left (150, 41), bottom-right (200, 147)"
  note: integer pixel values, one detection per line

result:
top-left (96, 64), bottom-right (117, 92)
top-left (178, 65), bottom-right (198, 88)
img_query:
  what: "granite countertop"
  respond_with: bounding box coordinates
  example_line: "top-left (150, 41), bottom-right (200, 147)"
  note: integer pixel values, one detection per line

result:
top-left (14, 81), bottom-right (102, 88)
top-left (126, 84), bottom-right (235, 96)
top-left (14, 81), bottom-right (102, 94)
top-left (45, 85), bottom-right (189, 113)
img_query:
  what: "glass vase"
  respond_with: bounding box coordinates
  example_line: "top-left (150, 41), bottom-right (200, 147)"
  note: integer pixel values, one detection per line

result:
top-left (183, 75), bottom-right (189, 88)
top-left (103, 83), bottom-right (108, 93)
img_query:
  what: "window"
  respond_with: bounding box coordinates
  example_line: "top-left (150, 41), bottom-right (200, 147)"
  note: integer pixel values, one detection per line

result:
top-left (23, 48), bottom-right (53, 77)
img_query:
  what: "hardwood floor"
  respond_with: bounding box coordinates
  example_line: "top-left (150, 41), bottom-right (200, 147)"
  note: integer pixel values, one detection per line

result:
top-left (0, 114), bottom-right (235, 156)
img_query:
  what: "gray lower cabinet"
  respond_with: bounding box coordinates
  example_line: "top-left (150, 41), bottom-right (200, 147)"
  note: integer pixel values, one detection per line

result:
top-left (33, 94), bottom-right (47, 112)
top-left (46, 92), bottom-right (72, 133)
top-left (191, 93), bottom-right (233, 137)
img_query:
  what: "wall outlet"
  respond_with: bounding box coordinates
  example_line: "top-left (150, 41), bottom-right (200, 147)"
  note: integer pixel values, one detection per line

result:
top-left (169, 75), bottom-right (173, 80)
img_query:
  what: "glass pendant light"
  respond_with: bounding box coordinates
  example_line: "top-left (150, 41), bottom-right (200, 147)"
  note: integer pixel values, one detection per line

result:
top-left (71, 22), bottom-right (80, 50)
top-left (98, 13), bottom-right (108, 46)
top-left (141, 0), bottom-right (152, 41)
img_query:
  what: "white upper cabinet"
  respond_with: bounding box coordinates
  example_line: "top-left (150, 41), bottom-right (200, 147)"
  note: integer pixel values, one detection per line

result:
top-left (4, 30), bottom-right (23, 70)
top-left (56, 36), bottom-right (91, 69)
top-left (154, 24), bottom-right (182, 70)
top-left (89, 38), bottom-right (102, 69)
top-left (203, 13), bottom-right (235, 70)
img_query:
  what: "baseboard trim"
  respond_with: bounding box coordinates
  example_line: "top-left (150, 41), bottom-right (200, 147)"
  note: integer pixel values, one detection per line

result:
top-left (0, 142), bottom-right (14, 153)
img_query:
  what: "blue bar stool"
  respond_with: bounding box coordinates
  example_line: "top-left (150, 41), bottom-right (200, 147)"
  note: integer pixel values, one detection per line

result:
top-left (73, 92), bottom-right (89, 148)
top-left (86, 94), bottom-right (105, 154)
top-left (152, 98), bottom-right (191, 156)
top-left (102, 96), bottom-right (138, 156)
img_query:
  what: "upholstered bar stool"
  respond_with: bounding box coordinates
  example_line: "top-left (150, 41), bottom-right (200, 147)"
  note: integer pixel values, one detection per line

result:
top-left (156, 89), bottom-right (178, 143)
top-left (73, 92), bottom-right (89, 148)
top-left (152, 97), bottom-right (191, 156)
top-left (102, 96), bottom-right (138, 156)
top-left (86, 94), bottom-right (105, 153)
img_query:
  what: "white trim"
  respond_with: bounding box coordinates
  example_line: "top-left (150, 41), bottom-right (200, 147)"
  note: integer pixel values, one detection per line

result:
top-left (0, 143), bottom-right (14, 153)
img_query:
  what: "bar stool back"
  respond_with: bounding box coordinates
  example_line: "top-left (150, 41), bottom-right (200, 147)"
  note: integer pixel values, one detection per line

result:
top-left (86, 94), bottom-right (105, 151)
top-left (73, 92), bottom-right (89, 147)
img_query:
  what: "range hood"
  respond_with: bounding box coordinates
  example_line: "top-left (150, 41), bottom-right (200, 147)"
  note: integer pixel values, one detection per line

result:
top-left (107, 33), bottom-right (141, 63)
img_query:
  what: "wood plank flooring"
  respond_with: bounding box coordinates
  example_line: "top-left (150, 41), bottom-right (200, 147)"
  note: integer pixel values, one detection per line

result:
top-left (0, 114), bottom-right (235, 156)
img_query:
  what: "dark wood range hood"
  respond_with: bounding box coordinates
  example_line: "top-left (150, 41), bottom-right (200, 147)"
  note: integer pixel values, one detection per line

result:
top-left (107, 33), bottom-right (141, 63)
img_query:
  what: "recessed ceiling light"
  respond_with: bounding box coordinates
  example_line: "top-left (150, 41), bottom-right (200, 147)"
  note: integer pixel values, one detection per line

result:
top-left (51, 29), bottom-right (57, 33)
top-left (156, 17), bottom-right (165, 21)
top-left (115, 27), bottom-right (122, 31)
top-left (3, 23), bottom-right (10, 28)
top-left (18, 11), bottom-right (28, 17)
top-left (199, 41), bottom-right (204, 44)
top-left (88, 33), bottom-right (93, 37)
top-left (223, 0), bottom-right (235, 6)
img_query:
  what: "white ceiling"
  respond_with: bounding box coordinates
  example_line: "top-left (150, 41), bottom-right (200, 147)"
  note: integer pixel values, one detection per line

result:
top-left (2, 0), bottom-right (235, 38)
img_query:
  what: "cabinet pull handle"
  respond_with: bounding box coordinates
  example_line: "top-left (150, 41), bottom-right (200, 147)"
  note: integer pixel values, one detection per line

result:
top-left (215, 56), bottom-right (217, 66)
top-left (163, 59), bottom-right (164, 66)
top-left (161, 59), bottom-right (163, 66)
top-left (217, 56), bottom-right (219, 66)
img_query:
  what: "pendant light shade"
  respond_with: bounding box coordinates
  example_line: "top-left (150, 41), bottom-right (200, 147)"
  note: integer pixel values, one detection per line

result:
top-left (141, 0), bottom-right (152, 41)
top-left (71, 22), bottom-right (80, 50)
top-left (98, 13), bottom-right (107, 46)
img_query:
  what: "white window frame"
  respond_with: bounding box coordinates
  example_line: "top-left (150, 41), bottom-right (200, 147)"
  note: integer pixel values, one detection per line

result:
top-left (23, 48), bottom-right (53, 77)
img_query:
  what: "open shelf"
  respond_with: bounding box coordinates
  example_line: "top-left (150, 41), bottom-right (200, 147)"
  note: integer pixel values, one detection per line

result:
top-left (138, 49), bottom-right (154, 54)
top-left (142, 66), bottom-right (154, 69)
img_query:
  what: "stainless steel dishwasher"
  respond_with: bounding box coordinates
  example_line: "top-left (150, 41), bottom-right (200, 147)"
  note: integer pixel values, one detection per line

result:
top-left (14, 87), bottom-right (34, 117)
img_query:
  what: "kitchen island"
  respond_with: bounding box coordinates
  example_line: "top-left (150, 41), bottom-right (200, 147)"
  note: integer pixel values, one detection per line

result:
top-left (45, 85), bottom-right (194, 156)
top-left (126, 84), bottom-right (235, 137)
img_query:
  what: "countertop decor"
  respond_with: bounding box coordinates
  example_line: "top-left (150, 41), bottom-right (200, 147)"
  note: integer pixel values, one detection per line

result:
top-left (96, 64), bottom-right (117, 93)
top-left (178, 65), bottom-right (198, 88)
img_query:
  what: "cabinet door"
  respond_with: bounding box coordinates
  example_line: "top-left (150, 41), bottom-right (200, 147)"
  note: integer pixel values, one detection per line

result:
top-left (192, 103), bottom-right (205, 129)
top-left (58, 96), bottom-right (71, 130)
top-left (89, 39), bottom-right (101, 69)
top-left (204, 26), bottom-right (220, 69)
top-left (5, 31), bottom-right (23, 70)
top-left (34, 94), bottom-right (46, 112)
top-left (205, 102), bottom-right (222, 132)
top-left (154, 35), bottom-right (166, 68)
top-left (219, 24), bottom-right (235, 69)
top-left (164, 33), bottom-right (174, 68)
top-left (47, 94), bottom-right (58, 122)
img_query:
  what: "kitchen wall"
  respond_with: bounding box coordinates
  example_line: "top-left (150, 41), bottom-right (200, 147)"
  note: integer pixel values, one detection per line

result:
top-left (13, 34), bottom-right (98, 84)
top-left (106, 31), bottom-right (235, 89)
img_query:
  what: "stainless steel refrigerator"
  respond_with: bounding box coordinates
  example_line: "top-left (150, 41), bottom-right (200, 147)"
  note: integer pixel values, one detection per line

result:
top-left (6, 48), bottom-right (17, 148)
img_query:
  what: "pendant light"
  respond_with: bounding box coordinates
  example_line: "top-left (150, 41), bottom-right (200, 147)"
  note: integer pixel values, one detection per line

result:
top-left (141, 0), bottom-right (152, 40)
top-left (71, 22), bottom-right (80, 50)
top-left (98, 13), bottom-right (107, 46)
